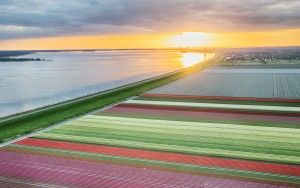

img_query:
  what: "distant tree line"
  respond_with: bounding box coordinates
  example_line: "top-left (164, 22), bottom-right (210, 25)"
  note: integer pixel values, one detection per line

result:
top-left (0, 57), bottom-right (46, 62)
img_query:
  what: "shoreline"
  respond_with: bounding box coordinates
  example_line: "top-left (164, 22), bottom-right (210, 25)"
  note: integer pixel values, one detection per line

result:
top-left (0, 55), bottom-right (221, 143)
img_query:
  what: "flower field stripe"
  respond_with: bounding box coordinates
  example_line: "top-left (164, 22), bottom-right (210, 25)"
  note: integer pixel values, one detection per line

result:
top-left (84, 115), bottom-right (300, 134)
top-left (118, 103), bottom-right (300, 117)
top-left (137, 96), bottom-right (300, 107)
top-left (70, 117), bottom-right (300, 140)
top-left (123, 99), bottom-right (300, 113)
top-left (37, 115), bottom-right (300, 157)
top-left (141, 93), bottom-right (300, 103)
top-left (34, 133), bottom-right (300, 164)
top-left (101, 106), bottom-right (300, 127)
top-left (53, 119), bottom-right (300, 150)
top-left (43, 128), bottom-right (300, 157)
top-left (0, 176), bottom-right (65, 188)
top-left (59, 121), bottom-right (300, 147)
top-left (4, 145), bottom-right (300, 186)
top-left (0, 150), bottom-right (289, 188)
top-left (0, 151), bottom-right (228, 188)
top-left (43, 130), bottom-right (299, 159)
top-left (43, 131), bottom-right (299, 156)
top-left (16, 138), bottom-right (300, 177)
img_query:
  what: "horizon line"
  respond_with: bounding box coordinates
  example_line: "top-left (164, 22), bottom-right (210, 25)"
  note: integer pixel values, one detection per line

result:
top-left (1, 45), bottom-right (300, 52)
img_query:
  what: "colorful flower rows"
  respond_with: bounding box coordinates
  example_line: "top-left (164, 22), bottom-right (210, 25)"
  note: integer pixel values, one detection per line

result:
top-left (0, 94), bottom-right (299, 187)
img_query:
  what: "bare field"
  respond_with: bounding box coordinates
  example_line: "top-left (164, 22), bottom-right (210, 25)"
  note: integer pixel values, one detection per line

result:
top-left (148, 65), bottom-right (300, 99)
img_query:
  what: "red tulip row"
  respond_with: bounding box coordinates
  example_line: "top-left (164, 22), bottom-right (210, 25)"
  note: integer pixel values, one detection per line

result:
top-left (16, 138), bottom-right (300, 177)
top-left (104, 105), bottom-right (300, 125)
top-left (3, 150), bottom-right (252, 188)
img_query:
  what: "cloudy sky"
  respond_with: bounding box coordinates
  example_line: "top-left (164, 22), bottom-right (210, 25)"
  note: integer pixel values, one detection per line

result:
top-left (0, 0), bottom-right (299, 49)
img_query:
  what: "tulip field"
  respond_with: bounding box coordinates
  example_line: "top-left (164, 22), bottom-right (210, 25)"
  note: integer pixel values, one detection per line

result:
top-left (0, 91), bottom-right (299, 187)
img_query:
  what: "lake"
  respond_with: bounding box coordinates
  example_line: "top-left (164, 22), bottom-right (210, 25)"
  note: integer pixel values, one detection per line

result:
top-left (0, 50), bottom-right (211, 117)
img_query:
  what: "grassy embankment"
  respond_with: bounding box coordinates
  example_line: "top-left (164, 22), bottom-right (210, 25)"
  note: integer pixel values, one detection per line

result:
top-left (0, 56), bottom-right (221, 142)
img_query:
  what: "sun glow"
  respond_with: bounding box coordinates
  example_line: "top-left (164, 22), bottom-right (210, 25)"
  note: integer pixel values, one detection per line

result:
top-left (181, 53), bottom-right (205, 68)
top-left (168, 32), bottom-right (212, 48)
top-left (1, 29), bottom-right (299, 50)
top-left (180, 52), bottom-right (215, 68)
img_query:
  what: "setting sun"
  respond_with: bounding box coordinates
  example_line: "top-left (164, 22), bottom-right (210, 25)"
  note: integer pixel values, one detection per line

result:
top-left (168, 32), bottom-right (212, 48)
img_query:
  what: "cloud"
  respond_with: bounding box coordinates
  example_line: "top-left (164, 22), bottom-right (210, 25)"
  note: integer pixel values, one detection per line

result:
top-left (0, 0), bottom-right (299, 40)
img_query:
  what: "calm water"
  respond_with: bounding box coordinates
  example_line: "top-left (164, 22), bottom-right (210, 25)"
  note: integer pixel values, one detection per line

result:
top-left (0, 50), bottom-right (210, 117)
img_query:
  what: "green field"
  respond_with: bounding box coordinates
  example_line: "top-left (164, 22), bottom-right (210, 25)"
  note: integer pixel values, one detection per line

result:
top-left (36, 115), bottom-right (300, 164)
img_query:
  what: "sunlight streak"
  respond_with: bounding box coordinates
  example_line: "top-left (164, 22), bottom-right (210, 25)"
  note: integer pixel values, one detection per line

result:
top-left (180, 52), bottom-right (215, 68)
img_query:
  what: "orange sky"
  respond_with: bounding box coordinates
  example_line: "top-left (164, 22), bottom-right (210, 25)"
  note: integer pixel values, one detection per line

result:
top-left (1, 1), bottom-right (299, 50)
top-left (0, 29), bottom-right (299, 50)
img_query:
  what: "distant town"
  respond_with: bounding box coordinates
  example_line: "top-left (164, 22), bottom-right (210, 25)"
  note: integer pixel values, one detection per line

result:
top-left (219, 47), bottom-right (300, 65)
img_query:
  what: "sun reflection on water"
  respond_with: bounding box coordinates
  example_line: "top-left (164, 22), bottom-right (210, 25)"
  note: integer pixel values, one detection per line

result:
top-left (181, 52), bottom-right (214, 68)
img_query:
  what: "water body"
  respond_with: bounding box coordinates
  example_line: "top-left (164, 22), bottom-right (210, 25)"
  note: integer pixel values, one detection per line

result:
top-left (0, 50), bottom-right (210, 117)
